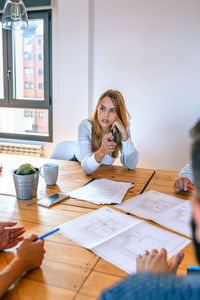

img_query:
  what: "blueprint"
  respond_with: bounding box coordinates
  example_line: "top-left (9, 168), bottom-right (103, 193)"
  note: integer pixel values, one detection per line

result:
top-left (116, 190), bottom-right (192, 237)
top-left (59, 207), bottom-right (191, 274)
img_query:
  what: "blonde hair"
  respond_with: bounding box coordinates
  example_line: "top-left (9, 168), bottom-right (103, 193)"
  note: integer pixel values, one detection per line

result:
top-left (90, 89), bottom-right (130, 158)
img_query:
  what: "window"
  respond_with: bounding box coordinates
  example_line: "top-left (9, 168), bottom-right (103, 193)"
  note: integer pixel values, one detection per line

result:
top-left (39, 112), bottom-right (45, 118)
top-left (38, 39), bottom-right (43, 46)
top-left (0, 10), bottom-right (52, 142)
top-left (24, 52), bottom-right (32, 60)
top-left (38, 83), bottom-right (44, 89)
top-left (38, 53), bottom-right (44, 60)
top-left (24, 67), bottom-right (33, 76)
top-left (24, 81), bottom-right (33, 89)
top-left (25, 111), bottom-right (34, 117)
top-left (38, 68), bottom-right (44, 75)
top-left (0, 22), bottom-right (3, 99)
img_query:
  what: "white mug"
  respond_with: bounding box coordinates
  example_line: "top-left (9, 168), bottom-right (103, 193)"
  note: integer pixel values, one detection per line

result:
top-left (40, 163), bottom-right (58, 185)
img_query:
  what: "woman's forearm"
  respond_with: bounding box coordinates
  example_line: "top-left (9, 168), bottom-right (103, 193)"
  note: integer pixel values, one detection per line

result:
top-left (0, 257), bottom-right (26, 298)
top-left (94, 148), bottom-right (106, 163)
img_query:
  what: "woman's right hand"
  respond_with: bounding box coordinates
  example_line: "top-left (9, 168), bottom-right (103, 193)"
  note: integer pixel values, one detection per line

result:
top-left (100, 133), bottom-right (116, 155)
top-left (94, 133), bottom-right (117, 163)
top-left (16, 234), bottom-right (45, 272)
top-left (174, 177), bottom-right (191, 192)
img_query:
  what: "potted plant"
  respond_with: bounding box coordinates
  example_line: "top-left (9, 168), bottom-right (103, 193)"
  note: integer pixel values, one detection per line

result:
top-left (13, 163), bottom-right (40, 200)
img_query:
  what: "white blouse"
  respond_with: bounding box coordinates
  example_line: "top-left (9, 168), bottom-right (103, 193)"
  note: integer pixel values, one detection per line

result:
top-left (179, 161), bottom-right (194, 183)
top-left (75, 119), bottom-right (139, 174)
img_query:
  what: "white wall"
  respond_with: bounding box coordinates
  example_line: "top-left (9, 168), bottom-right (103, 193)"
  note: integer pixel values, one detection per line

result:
top-left (45, 0), bottom-right (90, 155)
top-left (46, 0), bottom-right (200, 171)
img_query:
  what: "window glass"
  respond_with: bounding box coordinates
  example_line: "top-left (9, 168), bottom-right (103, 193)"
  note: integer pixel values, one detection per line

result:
top-left (0, 107), bottom-right (49, 136)
top-left (0, 22), bottom-right (3, 99)
top-left (0, 10), bottom-right (52, 142)
top-left (12, 19), bottom-right (44, 101)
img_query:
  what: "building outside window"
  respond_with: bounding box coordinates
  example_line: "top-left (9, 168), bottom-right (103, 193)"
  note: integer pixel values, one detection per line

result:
top-left (0, 10), bottom-right (52, 141)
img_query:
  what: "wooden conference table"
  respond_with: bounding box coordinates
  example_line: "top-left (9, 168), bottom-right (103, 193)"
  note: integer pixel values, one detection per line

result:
top-left (0, 154), bottom-right (197, 299)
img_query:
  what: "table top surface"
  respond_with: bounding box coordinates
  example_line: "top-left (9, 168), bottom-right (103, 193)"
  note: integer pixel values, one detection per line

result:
top-left (0, 154), bottom-right (197, 300)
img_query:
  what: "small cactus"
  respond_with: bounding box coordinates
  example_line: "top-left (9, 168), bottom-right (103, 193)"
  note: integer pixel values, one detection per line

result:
top-left (16, 163), bottom-right (36, 175)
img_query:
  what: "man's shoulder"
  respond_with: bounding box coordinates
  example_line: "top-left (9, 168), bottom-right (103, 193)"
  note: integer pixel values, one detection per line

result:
top-left (99, 273), bottom-right (200, 300)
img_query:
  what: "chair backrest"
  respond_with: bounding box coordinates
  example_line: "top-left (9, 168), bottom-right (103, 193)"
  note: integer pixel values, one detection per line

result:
top-left (51, 141), bottom-right (76, 160)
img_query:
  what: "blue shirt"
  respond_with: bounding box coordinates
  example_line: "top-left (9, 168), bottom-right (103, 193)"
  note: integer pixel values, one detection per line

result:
top-left (99, 272), bottom-right (200, 300)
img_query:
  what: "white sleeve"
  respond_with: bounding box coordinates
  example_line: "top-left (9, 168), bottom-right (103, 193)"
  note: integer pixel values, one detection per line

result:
top-left (77, 120), bottom-right (101, 174)
top-left (119, 126), bottom-right (139, 170)
top-left (178, 161), bottom-right (194, 183)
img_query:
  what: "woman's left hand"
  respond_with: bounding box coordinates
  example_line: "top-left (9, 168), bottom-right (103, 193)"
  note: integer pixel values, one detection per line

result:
top-left (111, 119), bottom-right (129, 141)
top-left (0, 222), bottom-right (25, 251)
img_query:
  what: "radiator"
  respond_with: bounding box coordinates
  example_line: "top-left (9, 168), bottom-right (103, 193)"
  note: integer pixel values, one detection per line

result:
top-left (0, 143), bottom-right (44, 157)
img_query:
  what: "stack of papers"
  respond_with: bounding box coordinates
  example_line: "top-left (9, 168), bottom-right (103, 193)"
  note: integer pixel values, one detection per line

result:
top-left (59, 207), bottom-right (190, 274)
top-left (116, 190), bottom-right (192, 237)
top-left (68, 178), bottom-right (134, 205)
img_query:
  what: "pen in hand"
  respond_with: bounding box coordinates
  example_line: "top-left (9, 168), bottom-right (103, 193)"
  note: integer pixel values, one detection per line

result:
top-left (16, 228), bottom-right (60, 250)
top-left (187, 186), bottom-right (196, 191)
top-left (33, 228), bottom-right (60, 241)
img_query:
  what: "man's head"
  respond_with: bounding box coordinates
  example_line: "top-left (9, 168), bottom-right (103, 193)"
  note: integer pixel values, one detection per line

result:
top-left (191, 120), bottom-right (200, 262)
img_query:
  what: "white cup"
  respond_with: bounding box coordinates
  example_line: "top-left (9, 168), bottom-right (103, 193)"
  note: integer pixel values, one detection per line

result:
top-left (40, 163), bottom-right (58, 185)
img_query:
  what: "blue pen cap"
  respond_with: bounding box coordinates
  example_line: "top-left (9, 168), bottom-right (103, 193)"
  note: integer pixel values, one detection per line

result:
top-left (187, 265), bottom-right (200, 274)
top-left (188, 265), bottom-right (200, 270)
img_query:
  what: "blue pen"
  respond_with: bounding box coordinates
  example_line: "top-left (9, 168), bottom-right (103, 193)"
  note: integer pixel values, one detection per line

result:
top-left (16, 228), bottom-right (60, 251)
top-left (187, 265), bottom-right (200, 271)
top-left (34, 228), bottom-right (60, 241)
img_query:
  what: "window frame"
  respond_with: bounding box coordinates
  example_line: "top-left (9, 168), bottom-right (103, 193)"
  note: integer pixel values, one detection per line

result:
top-left (0, 9), bottom-right (52, 142)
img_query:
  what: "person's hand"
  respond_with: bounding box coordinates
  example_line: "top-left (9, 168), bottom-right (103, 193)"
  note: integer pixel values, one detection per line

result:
top-left (100, 133), bottom-right (117, 155)
top-left (174, 177), bottom-right (192, 192)
top-left (0, 222), bottom-right (25, 251)
top-left (16, 234), bottom-right (45, 271)
top-left (136, 248), bottom-right (184, 274)
top-left (111, 118), bottom-right (128, 141)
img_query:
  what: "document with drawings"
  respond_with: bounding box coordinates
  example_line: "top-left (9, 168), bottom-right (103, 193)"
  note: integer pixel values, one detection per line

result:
top-left (116, 190), bottom-right (192, 237)
top-left (59, 207), bottom-right (190, 274)
top-left (68, 178), bottom-right (134, 205)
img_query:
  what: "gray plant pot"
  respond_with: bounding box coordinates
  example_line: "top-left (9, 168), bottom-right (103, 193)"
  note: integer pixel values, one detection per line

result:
top-left (13, 168), bottom-right (40, 200)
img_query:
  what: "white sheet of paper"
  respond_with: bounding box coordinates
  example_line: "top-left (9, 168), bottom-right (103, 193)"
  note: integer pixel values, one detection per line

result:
top-left (116, 190), bottom-right (191, 237)
top-left (92, 221), bottom-right (190, 274)
top-left (59, 207), bottom-right (139, 249)
top-left (59, 207), bottom-right (191, 274)
top-left (154, 201), bottom-right (192, 237)
top-left (116, 190), bottom-right (184, 219)
top-left (68, 178), bottom-right (134, 205)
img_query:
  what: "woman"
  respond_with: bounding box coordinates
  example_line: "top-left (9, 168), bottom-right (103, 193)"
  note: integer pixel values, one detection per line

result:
top-left (75, 89), bottom-right (138, 174)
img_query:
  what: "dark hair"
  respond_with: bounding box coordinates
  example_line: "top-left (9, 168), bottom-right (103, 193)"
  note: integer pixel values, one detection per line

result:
top-left (191, 120), bottom-right (200, 198)
top-left (191, 120), bottom-right (200, 139)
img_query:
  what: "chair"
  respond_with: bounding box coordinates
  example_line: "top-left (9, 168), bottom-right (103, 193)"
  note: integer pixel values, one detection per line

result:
top-left (51, 141), bottom-right (76, 160)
